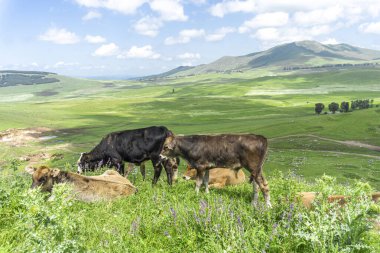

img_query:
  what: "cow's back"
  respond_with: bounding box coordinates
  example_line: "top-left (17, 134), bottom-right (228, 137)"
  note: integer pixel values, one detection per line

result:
top-left (179, 134), bottom-right (267, 169)
top-left (110, 126), bottom-right (171, 163)
top-left (68, 173), bottom-right (137, 202)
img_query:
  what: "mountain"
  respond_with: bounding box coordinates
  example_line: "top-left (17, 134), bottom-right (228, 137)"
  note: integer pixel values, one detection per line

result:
top-left (149, 40), bottom-right (380, 78)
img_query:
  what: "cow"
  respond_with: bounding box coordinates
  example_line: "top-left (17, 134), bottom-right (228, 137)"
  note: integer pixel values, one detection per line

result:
top-left (183, 165), bottom-right (246, 188)
top-left (159, 134), bottom-right (270, 207)
top-left (296, 192), bottom-right (380, 209)
top-left (77, 126), bottom-right (177, 185)
top-left (25, 166), bottom-right (137, 202)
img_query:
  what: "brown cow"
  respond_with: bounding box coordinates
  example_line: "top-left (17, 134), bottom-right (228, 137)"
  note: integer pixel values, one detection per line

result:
top-left (183, 165), bottom-right (246, 188)
top-left (25, 166), bottom-right (137, 202)
top-left (159, 134), bottom-right (270, 207)
top-left (296, 192), bottom-right (380, 209)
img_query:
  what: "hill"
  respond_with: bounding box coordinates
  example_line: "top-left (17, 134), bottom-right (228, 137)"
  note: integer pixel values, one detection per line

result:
top-left (148, 40), bottom-right (380, 78)
top-left (0, 70), bottom-right (59, 87)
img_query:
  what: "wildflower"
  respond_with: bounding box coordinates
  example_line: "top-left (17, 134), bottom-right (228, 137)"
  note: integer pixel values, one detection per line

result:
top-left (130, 217), bottom-right (140, 235)
top-left (170, 207), bottom-right (177, 221)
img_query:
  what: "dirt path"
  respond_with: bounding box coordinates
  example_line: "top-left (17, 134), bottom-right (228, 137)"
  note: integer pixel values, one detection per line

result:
top-left (270, 134), bottom-right (380, 152)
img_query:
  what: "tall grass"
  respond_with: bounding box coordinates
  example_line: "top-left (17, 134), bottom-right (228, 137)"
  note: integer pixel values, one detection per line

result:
top-left (1, 167), bottom-right (378, 252)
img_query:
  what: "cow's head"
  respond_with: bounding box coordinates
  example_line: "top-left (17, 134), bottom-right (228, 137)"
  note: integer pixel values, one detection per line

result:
top-left (183, 165), bottom-right (197, 180)
top-left (160, 136), bottom-right (177, 160)
top-left (162, 157), bottom-right (180, 181)
top-left (25, 166), bottom-right (60, 192)
top-left (77, 152), bottom-right (104, 174)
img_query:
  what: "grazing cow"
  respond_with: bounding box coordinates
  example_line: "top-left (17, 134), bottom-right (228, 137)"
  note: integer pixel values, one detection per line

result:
top-left (25, 166), bottom-right (137, 202)
top-left (296, 192), bottom-right (380, 209)
top-left (183, 165), bottom-right (246, 188)
top-left (77, 126), bottom-right (177, 185)
top-left (159, 134), bottom-right (270, 207)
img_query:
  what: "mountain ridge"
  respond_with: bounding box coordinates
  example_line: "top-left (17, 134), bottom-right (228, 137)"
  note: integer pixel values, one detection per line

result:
top-left (144, 40), bottom-right (380, 79)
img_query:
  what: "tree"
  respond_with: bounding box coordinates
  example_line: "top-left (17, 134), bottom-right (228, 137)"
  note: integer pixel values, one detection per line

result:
top-left (328, 102), bottom-right (339, 114)
top-left (340, 101), bottom-right (349, 112)
top-left (315, 103), bottom-right (325, 115)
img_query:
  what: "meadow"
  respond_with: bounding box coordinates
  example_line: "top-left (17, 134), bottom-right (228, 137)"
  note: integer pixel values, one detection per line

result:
top-left (0, 68), bottom-right (379, 252)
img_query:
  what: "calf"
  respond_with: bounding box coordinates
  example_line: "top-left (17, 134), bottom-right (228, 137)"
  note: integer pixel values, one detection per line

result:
top-left (77, 126), bottom-right (177, 185)
top-left (183, 165), bottom-right (246, 188)
top-left (296, 192), bottom-right (380, 209)
top-left (160, 134), bottom-right (270, 207)
top-left (25, 166), bottom-right (137, 202)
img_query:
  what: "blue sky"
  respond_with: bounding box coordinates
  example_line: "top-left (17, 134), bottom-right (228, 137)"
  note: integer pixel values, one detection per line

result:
top-left (1, 0), bottom-right (380, 77)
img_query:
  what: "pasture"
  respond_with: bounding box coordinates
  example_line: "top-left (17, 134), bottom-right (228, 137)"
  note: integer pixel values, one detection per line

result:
top-left (0, 68), bottom-right (379, 252)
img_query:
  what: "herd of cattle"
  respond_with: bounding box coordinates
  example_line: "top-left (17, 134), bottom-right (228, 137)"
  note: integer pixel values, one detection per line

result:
top-left (25, 125), bottom-right (380, 209)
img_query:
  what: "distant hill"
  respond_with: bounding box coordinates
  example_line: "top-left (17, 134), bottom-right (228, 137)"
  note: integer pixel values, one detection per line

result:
top-left (145, 40), bottom-right (380, 78)
top-left (0, 70), bottom-right (59, 87)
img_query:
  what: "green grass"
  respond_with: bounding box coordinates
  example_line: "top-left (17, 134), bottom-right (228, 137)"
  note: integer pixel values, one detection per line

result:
top-left (0, 67), bottom-right (380, 252)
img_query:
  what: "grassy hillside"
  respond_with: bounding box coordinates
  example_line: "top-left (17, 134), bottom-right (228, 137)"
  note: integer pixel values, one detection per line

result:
top-left (0, 67), bottom-right (379, 252)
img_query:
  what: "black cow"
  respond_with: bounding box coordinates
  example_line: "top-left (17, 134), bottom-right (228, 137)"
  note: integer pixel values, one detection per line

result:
top-left (159, 134), bottom-right (271, 207)
top-left (77, 126), bottom-right (177, 185)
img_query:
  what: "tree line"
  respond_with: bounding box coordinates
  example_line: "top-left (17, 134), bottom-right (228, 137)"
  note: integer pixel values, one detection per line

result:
top-left (315, 99), bottom-right (375, 114)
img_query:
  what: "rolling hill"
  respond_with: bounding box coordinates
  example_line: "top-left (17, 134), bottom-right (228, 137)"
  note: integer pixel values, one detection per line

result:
top-left (147, 40), bottom-right (380, 78)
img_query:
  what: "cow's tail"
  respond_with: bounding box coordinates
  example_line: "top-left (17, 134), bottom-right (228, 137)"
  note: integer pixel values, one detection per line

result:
top-left (258, 137), bottom-right (269, 172)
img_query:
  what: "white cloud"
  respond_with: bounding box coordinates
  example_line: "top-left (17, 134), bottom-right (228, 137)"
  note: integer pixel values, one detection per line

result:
top-left (75, 0), bottom-right (187, 21)
top-left (85, 35), bottom-right (106, 43)
top-left (359, 22), bottom-right (380, 34)
top-left (118, 45), bottom-right (161, 59)
top-left (177, 52), bottom-right (201, 60)
top-left (206, 27), bottom-right (235, 41)
top-left (165, 29), bottom-right (205, 45)
top-left (92, 43), bottom-right (119, 56)
top-left (190, 0), bottom-right (206, 5)
top-left (239, 12), bottom-right (288, 33)
top-left (253, 27), bottom-right (314, 48)
top-left (209, 0), bottom-right (256, 17)
top-left (82, 10), bottom-right (102, 20)
top-left (293, 6), bottom-right (343, 26)
top-left (75, 0), bottom-right (147, 14)
top-left (39, 28), bottom-right (80, 44)
top-left (133, 16), bottom-right (163, 37)
top-left (254, 28), bottom-right (280, 41)
top-left (322, 38), bottom-right (339, 44)
top-left (53, 61), bottom-right (80, 68)
top-left (149, 0), bottom-right (187, 21)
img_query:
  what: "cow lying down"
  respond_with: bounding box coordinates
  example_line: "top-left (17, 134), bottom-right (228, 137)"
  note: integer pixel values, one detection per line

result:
top-left (25, 166), bottom-right (137, 202)
top-left (296, 191), bottom-right (380, 209)
top-left (183, 166), bottom-right (246, 188)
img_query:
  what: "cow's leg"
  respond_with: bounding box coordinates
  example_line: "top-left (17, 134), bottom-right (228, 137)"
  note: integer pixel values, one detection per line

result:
top-left (163, 162), bottom-right (173, 186)
top-left (255, 174), bottom-right (271, 208)
top-left (139, 162), bottom-right (146, 181)
top-left (125, 163), bottom-right (134, 177)
top-left (152, 159), bottom-right (163, 185)
top-left (116, 162), bottom-right (125, 176)
top-left (172, 164), bottom-right (178, 182)
top-left (195, 170), bottom-right (204, 194)
top-left (245, 156), bottom-right (271, 208)
top-left (251, 180), bottom-right (260, 207)
top-left (203, 170), bottom-right (210, 194)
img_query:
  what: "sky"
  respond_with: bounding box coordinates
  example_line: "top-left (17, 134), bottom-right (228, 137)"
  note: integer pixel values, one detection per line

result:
top-left (1, 0), bottom-right (380, 77)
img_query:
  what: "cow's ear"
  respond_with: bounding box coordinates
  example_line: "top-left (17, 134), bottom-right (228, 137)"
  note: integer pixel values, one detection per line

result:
top-left (25, 167), bottom-right (36, 175)
top-left (51, 168), bottom-right (60, 177)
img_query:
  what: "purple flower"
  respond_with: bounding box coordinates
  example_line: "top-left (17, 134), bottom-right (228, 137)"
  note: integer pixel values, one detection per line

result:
top-left (130, 217), bottom-right (140, 235)
top-left (170, 207), bottom-right (177, 220)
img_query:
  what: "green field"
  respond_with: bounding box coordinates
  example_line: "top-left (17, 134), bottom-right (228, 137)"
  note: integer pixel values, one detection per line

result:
top-left (0, 68), bottom-right (379, 252)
